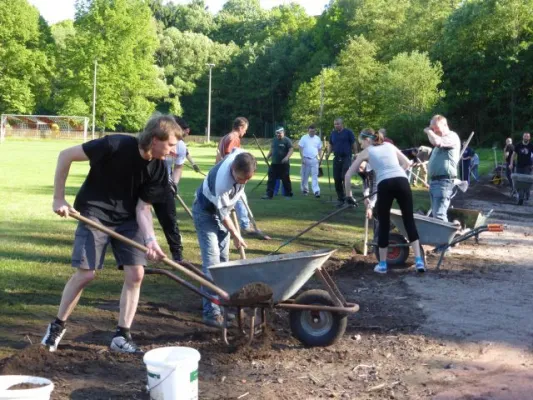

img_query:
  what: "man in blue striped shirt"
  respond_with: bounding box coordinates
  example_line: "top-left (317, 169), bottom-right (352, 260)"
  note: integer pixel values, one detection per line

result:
top-left (192, 149), bottom-right (257, 327)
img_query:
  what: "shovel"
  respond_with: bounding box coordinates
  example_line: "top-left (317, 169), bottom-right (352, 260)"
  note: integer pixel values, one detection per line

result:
top-left (241, 199), bottom-right (272, 240)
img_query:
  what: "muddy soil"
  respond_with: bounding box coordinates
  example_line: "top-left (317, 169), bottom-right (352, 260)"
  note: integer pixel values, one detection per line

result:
top-left (1, 180), bottom-right (532, 399)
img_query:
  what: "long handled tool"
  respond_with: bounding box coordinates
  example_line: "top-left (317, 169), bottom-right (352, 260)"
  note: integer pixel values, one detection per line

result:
top-left (184, 162), bottom-right (207, 176)
top-left (268, 192), bottom-right (377, 255)
top-left (318, 146), bottom-right (326, 177)
top-left (253, 134), bottom-right (271, 169)
top-left (175, 193), bottom-right (193, 218)
top-left (69, 212), bottom-right (230, 300)
top-left (231, 209), bottom-right (246, 259)
top-left (241, 199), bottom-right (272, 240)
top-left (363, 214), bottom-right (369, 256)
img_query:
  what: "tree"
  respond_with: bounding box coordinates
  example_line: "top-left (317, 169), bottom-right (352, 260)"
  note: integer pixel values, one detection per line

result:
top-left (55, 0), bottom-right (166, 131)
top-left (435, 0), bottom-right (533, 137)
top-left (379, 51), bottom-right (444, 144)
top-left (0, 0), bottom-right (52, 114)
top-left (149, 0), bottom-right (216, 35)
top-left (156, 27), bottom-right (237, 115)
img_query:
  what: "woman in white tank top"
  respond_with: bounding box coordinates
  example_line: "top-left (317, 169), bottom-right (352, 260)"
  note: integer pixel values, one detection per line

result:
top-left (344, 129), bottom-right (425, 274)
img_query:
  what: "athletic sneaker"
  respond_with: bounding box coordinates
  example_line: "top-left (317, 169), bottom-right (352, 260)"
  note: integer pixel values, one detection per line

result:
top-left (415, 257), bottom-right (426, 273)
top-left (303, 191), bottom-right (309, 196)
top-left (261, 195), bottom-right (272, 200)
top-left (374, 264), bottom-right (387, 274)
top-left (314, 192), bottom-right (320, 198)
top-left (110, 335), bottom-right (142, 354)
top-left (41, 322), bottom-right (66, 352)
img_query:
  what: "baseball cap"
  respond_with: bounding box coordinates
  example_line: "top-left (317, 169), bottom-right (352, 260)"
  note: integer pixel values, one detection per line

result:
top-left (275, 126), bottom-right (285, 133)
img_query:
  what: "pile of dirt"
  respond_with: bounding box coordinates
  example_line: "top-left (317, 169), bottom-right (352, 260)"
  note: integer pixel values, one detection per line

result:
top-left (229, 282), bottom-right (273, 305)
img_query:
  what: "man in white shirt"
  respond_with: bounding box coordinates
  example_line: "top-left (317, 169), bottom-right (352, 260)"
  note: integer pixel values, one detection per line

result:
top-left (298, 124), bottom-right (323, 198)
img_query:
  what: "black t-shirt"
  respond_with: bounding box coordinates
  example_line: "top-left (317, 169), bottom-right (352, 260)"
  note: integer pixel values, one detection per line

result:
top-left (504, 144), bottom-right (514, 164)
top-left (74, 135), bottom-right (167, 225)
top-left (514, 142), bottom-right (533, 168)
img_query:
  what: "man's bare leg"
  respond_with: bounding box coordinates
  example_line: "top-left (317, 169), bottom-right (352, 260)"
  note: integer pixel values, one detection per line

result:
top-left (118, 265), bottom-right (145, 328)
top-left (57, 269), bottom-right (96, 320)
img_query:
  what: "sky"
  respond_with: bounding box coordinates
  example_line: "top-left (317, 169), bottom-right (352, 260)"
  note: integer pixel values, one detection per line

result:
top-left (28, 0), bottom-right (330, 25)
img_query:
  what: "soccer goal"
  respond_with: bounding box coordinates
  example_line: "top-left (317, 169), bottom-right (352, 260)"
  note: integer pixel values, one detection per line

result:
top-left (0, 114), bottom-right (89, 143)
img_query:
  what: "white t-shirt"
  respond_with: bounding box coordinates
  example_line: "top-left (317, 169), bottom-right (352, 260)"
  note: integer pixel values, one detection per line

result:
top-left (165, 140), bottom-right (187, 175)
top-left (174, 141), bottom-right (187, 166)
top-left (298, 134), bottom-right (322, 158)
top-left (368, 142), bottom-right (407, 184)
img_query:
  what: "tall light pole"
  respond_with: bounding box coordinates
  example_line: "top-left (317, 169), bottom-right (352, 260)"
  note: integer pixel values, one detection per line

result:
top-left (206, 63), bottom-right (215, 143)
top-left (91, 59), bottom-right (98, 140)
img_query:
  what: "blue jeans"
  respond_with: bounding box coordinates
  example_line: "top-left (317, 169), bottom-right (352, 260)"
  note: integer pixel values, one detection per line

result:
top-left (234, 198), bottom-right (250, 229)
top-left (429, 179), bottom-right (455, 222)
top-left (192, 201), bottom-right (230, 317)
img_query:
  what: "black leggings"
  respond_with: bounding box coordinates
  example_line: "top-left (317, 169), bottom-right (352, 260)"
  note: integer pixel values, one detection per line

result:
top-left (377, 177), bottom-right (419, 248)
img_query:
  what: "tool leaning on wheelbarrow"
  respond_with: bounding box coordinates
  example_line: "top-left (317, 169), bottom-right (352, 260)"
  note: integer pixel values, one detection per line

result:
top-left (69, 213), bottom-right (358, 347)
top-left (370, 209), bottom-right (503, 270)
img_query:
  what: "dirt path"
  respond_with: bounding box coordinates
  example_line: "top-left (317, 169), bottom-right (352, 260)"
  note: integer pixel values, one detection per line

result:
top-left (1, 181), bottom-right (532, 399)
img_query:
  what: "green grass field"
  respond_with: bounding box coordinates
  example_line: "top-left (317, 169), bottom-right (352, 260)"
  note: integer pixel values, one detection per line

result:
top-left (0, 138), bottom-right (499, 357)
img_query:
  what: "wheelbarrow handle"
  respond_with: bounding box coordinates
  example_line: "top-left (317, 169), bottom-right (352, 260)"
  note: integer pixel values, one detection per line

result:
top-left (487, 224), bottom-right (504, 232)
top-left (69, 213), bottom-right (230, 300)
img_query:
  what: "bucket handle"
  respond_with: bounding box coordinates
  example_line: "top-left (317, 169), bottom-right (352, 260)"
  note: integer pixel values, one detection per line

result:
top-left (146, 367), bottom-right (176, 394)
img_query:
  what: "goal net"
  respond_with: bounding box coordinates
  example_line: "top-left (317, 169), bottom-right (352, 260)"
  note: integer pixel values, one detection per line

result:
top-left (0, 114), bottom-right (89, 143)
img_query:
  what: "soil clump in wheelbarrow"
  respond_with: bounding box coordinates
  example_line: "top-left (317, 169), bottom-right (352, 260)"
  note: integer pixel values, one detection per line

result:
top-left (229, 282), bottom-right (273, 306)
top-left (8, 383), bottom-right (48, 390)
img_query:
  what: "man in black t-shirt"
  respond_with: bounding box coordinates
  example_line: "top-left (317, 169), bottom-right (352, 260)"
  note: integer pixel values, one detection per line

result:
top-left (504, 137), bottom-right (515, 189)
top-left (41, 115), bottom-right (181, 354)
top-left (510, 132), bottom-right (533, 175)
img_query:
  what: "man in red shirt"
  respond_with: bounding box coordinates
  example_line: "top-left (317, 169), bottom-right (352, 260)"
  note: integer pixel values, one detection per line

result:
top-left (216, 117), bottom-right (252, 233)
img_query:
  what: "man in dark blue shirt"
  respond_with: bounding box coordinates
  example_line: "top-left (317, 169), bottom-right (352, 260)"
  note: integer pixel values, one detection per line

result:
top-left (327, 118), bottom-right (357, 205)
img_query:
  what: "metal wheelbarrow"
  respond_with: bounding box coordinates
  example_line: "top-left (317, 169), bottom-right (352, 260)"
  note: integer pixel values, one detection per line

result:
top-left (69, 214), bottom-right (358, 347)
top-left (512, 173), bottom-right (533, 205)
top-left (371, 209), bottom-right (503, 270)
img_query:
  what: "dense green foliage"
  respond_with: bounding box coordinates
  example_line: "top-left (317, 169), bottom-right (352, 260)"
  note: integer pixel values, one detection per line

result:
top-left (1, 0), bottom-right (532, 144)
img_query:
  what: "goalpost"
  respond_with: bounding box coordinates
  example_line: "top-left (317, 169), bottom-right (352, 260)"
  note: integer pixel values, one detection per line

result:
top-left (0, 114), bottom-right (89, 143)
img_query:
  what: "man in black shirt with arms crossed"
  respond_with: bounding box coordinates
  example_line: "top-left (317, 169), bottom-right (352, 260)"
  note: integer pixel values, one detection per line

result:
top-left (41, 115), bottom-right (181, 353)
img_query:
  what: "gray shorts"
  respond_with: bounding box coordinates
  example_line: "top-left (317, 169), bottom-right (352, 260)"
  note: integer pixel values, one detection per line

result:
top-left (71, 217), bottom-right (147, 270)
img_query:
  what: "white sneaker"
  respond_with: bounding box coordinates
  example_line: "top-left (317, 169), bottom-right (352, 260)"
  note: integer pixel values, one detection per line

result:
top-left (374, 264), bottom-right (387, 274)
top-left (41, 322), bottom-right (66, 352)
top-left (110, 336), bottom-right (142, 354)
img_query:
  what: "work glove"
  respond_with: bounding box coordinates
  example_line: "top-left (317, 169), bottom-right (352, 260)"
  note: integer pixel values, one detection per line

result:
top-left (345, 196), bottom-right (358, 207)
top-left (192, 164), bottom-right (201, 173)
top-left (168, 177), bottom-right (178, 196)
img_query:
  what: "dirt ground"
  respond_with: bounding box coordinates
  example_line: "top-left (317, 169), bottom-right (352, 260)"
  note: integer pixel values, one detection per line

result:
top-left (1, 180), bottom-right (533, 399)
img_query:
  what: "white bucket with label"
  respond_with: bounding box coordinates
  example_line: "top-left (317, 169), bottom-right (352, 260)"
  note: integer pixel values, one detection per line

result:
top-left (0, 375), bottom-right (54, 400)
top-left (143, 346), bottom-right (201, 400)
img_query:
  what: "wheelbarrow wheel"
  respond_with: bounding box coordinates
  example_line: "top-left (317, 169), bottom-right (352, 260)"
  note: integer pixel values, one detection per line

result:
top-left (374, 232), bottom-right (409, 267)
top-left (289, 289), bottom-right (347, 347)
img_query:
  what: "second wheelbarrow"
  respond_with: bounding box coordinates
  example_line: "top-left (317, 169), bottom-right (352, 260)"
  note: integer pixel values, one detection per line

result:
top-left (371, 209), bottom-right (503, 270)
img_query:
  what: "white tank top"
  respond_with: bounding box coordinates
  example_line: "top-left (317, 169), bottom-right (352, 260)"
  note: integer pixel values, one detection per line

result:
top-left (367, 143), bottom-right (407, 184)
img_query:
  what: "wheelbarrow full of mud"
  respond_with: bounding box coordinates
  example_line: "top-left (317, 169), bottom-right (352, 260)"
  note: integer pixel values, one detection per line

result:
top-left (145, 249), bottom-right (358, 347)
top-left (71, 214), bottom-right (358, 348)
top-left (371, 209), bottom-right (503, 270)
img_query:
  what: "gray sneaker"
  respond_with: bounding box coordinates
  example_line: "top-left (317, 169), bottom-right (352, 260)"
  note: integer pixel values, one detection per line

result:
top-left (41, 322), bottom-right (66, 352)
top-left (110, 335), bottom-right (143, 354)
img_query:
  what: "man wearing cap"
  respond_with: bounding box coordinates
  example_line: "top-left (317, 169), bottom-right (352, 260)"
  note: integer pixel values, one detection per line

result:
top-left (327, 118), bottom-right (357, 206)
top-left (262, 127), bottom-right (294, 199)
top-left (298, 124), bottom-right (322, 197)
top-left (424, 114), bottom-right (461, 221)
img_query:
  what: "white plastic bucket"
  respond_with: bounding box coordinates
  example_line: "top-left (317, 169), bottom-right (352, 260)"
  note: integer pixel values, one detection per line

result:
top-left (0, 375), bottom-right (54, 400)
top-left (143, 346), bottom-right (201, 400)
